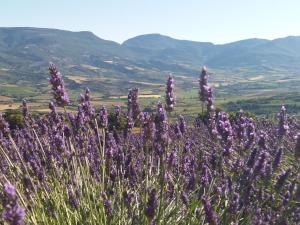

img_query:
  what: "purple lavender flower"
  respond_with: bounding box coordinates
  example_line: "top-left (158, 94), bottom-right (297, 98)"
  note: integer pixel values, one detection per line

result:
top-left (78, 88), bottom-right (95, 118)
top-left (145, 188), bottom-right (157, 220)
top-left (236, 109), bottom-right (247, 141)
top-left (229, 192), bottom-right (240, 214)
top-left (199, 66), bottom-right (209, 103)
top-left (124, 113), bottom-right (134, 139)
top-left (216, 112), bottom-right (233, 155)
top-left (67, 187), bottom-right (79, 209)
top-left (21, 99), bottom-right (29, 118)
top-left (140, 112), bottom-right (155, 145)
top-left (246, 148), bottom-right (258, 168)
top-left (48, 63), bottom-right (69, 107)
top-left (257, 131), bottom-right (268, 150)
top-left (165, 74), bottom-right (175, 112)
top-left (2, 182), bottom-right (25, 225)
top-left (201, 197), bottom-right (218, 225)
top-left (275, 168), bottom-right (292, 190)
top-left (0, 113), bottom-right (10, 136)
top-left (173, 122), bottom-right (182, 138)
top-left (122, 191), bottom-right (134, 209)
top-left (104, 199), bottom-right (113, 217)
top-left (154, 102), bottom-right (169, 147)
top-left (105, 132), bottom-right (117, 159)
top-left (4, 182), bottom-right (17, 200)
top-left (244, 118), bottom-right (256, 149)
top-left (99, 106), bottom-right (108, 129)
top-left (2, 205), bottom-right (25, 225)
top-left (127, 88), bottom-right (140, 120)
top-left (179, 115), bottom-right (187, 134)
top-left (167, 147), bottom-right (177, 168)
top-left (277, 105), bottom-right (289, 137)
top-left (200, 163), bottom-right (212, 187)
top-left (114, 105), bottom-right (122, 122)
top-left (253, 151), bottom-right (268, 177)
top-left (273, 148), bottom-right (283, 169)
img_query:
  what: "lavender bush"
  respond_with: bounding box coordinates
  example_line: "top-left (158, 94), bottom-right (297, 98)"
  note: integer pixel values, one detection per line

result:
top-left (0, 65), bottom-right (299, 225)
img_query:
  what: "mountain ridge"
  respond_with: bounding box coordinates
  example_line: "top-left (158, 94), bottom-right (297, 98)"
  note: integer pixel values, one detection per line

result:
top-left (0, 27), bottom-right (300, 99)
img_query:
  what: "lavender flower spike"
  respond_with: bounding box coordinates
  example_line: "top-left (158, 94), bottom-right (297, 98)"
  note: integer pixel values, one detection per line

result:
top-left (154, 101), bottom-right (169, 147)
top-left (99, 106), bottom-right (108, 129)
top-left (294, 133), bottom-right (300, 160)
top-left (2, 182), bottom-right (25, 225)
top-left (0, 113), bottom-right (10, 135)
top-left (202, 197), bottom-right (218, 225)
top-left (48, 62), bottom-right (70, 107)
top-left (179, 115), bottom-right (187, 134)
top-left (2, 205), bottom-right (26, 225)
top-left (165, 74), bottom-right (175, 112)
top-left (4, 182), bottom-right (17, 200)
top-left (277, 105), bottom-right (289, 137)
top-left (127, 87), bottom-right (140, 120)
top-left (199, 66), bottom-right (209, 103)
top-left (22, 99), bottom-right (29, 118)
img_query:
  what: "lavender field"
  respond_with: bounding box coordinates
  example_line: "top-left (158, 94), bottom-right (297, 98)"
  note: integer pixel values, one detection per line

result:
top-left (0, 64), bottom-right (299, 225)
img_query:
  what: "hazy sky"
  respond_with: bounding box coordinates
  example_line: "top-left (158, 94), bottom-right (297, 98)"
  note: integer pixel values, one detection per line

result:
top-left (1, 0), bottom-right (300, 44)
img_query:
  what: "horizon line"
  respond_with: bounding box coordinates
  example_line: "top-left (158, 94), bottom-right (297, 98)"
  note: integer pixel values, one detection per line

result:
top-left (1, 26), bottom-right (300, 45)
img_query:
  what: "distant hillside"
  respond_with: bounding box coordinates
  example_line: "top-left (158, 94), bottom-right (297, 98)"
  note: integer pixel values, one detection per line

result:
top-left (123, 34), bottom-right (300, 70)
top-left (0, 27), bottom-right (300, 101)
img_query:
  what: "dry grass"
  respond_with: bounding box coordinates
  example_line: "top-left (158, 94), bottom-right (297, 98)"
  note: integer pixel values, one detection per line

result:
top-left (66, 75), bottom-right (90, 84)
top-left (0, 96), bottom-right (13, 102)
top-left (0, 103), bottom-right (20, 110)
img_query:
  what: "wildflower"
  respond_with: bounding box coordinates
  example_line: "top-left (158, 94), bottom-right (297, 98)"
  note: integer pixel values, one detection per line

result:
top-left (2, 182), bottom-right (25, 225)
top-left (0, 113), bottom-right (10, 135)
top-left (104, 199), bottom-right (113, 217)
top-left (2, 205), bottom-right (25, 225)
top-left (4, 182), bottom-right (17, 201)
top-left (258, 131), bottom-right (268, 150)
top-left (78, 88), bottom-right (95, 118)
top-left (202, 197), bottom-right (218, 225)
top-left (145, 188), bottom-right (157, 220)
top-left (21, 99), bottom-right (29, 118)
top-left (217, 112), bottom-right (233, 155)
top-left (273, 148), bottom-right (283, 169)
top-left (277, 105), bottom-right (289, 137)
top-left (179, 115), bottom-right (187, 134)
top-left (165, 74), bottom-right (175, 112)
top-left (124, 113), bottom-right (134, 139)
top-left (127, 88), bottom-right (140, 120)
top-left (275, 168), bottom-right (292, 190)
top-left (236, 109), bottom-right (247, 141)
top-left (48, 63), bottom-right (69, 107)
top-left (99, 106), bottom-right (108, 129)
top-left (154, 102), bottom-right (169, 147)
top-left (140, 112), bottom-right (155, 145)
top-left (199, 66), bottom-right (209, 103)
top-left (105, 132), bottom-right (117, 159)
top-left (244, 118), bottom-right (256, 149)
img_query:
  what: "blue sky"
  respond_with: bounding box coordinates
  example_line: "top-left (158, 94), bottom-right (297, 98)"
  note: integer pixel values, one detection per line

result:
top-left (1, 0), bottom-right (300, 43)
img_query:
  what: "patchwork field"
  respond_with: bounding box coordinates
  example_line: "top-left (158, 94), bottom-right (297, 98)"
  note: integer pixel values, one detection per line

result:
top-left (1, 65), bottom-right (300, 118)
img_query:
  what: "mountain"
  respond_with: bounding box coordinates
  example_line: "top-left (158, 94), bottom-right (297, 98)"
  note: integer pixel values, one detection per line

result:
top-left (124, 34), bottom-right (300, 69)
top-left (0, 27), bottom-right (300, 100)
